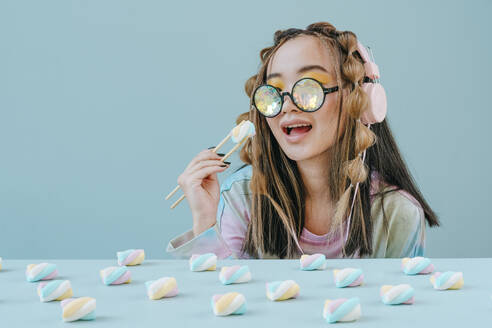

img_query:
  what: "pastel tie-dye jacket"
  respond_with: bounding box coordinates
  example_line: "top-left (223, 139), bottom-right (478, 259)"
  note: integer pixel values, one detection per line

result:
top-left (166, 165), bottom-right (426, 259)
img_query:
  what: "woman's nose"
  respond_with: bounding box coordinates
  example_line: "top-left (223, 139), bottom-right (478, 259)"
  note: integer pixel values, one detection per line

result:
top-left (281, 93), bottom-right (299, 114)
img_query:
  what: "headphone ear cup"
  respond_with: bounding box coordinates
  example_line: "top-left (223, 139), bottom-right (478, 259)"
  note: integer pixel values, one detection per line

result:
top-left (360, 83), bottom-right (387, 124)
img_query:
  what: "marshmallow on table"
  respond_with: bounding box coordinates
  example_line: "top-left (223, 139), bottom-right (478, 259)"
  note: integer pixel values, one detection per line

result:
top-left (299, 254), bottom-right (326, 271)
top-left (219, 265), bottom-right (251, 285)
top-left (211, 292), bottom-right (247, 316)
top-left (100, 266), bottom-right (131, 285)
top-left (430, 271), bottom-right (464, 290)
top-left (26, 263), bottom-right (58, 282)
top-left (231, 120), bottom-right (256, 143)
top-left (117, 249), bottom-right (145, 266)
top-left (189, 253), bottom-right (217, 272)
top-left (145, 277), bottom-right (178, 300)
top-left (380, 284), bottom-right (415, 305)
top-left (61, 297), bottom-right (96, 322)
top-left (323, 297), bottom-right (361, 323)
top-left (401, 257), bottom-right (434, 275)
top-left (266, 280), bottom-right (300, 301)
top-left (0, 257), bottom-right (2, 271)
top-left (333, 268), bottom-right (364, 288)
top-left (37, 280), bottom-right (73, 302)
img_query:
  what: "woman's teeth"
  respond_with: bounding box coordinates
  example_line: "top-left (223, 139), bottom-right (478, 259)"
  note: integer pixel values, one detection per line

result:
top-left (285, 124), bottom-right (312, 135)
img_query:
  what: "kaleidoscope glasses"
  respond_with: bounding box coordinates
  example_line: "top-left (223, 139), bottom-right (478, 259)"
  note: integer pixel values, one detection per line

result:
top-left (252, 77), bottom-right (339, 118)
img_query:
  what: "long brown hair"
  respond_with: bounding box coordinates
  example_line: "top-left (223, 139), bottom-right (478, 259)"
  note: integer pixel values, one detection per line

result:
top-left (234, 22), bottom-right (439, 259)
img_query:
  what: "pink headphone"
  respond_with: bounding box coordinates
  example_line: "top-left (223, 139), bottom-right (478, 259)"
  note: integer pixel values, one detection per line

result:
top-left (356, 41), bottom-right (387, 124)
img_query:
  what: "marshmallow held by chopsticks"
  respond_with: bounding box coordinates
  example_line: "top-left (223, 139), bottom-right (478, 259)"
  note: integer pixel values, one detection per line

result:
top-left (230, 120), bottom-right (256, 143)
top-left (165, 120), bottom-right (256, 209)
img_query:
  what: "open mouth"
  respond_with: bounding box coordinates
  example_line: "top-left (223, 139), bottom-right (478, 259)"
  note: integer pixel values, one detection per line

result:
top-left (282, 124), bottom-right (313, 136)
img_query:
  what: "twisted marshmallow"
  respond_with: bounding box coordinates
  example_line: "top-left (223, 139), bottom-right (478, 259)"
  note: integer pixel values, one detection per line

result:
top-left (189, 253), bottom-right (217, 272)
top-left (266, 280), bottom-right (300, 301)
top-left (323, 297), bottom-right (361, 323)
top-left (380, 284), bottom-right (415, 305)
top-left (37, 280), bottom-right (73, 302)
top-left (333, 268), bottom-right (364, 288)
top-left (231, 120), bottom-right (256, 143)
top-left (26, 263), bottom-right (58, 282)
top-left (299, 254), bottom-right (326, 271)
top-left (61, 297), bottom-right (96, 322)
top-left (219, 265), bottom-right (252, 285)
top-left (401, 257), bottom-right (434, 275)
top-left (145, 277), bottom-right (178, 300)
top-left (117, 249), bottom-right (145, 266)
top-left (430, 271), bottom-right (464, 290)
top-left (100, 266), bottom-right (131, 285)
top-left (211, 292), bottom-right (247, 316)
top-left (0, 257), bottom-right (2, 271)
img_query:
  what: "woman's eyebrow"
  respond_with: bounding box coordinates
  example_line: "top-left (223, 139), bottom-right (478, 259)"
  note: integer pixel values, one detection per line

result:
top-left (266, 65), bottom-right (328, 80)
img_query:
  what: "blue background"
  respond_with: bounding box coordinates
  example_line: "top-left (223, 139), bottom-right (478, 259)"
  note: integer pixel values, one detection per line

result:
top-left (1, 0), bottom-right (490, 259)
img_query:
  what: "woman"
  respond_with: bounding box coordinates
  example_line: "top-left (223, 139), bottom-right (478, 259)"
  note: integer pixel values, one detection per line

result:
top-left (167, 22), bottom-right (439, 259)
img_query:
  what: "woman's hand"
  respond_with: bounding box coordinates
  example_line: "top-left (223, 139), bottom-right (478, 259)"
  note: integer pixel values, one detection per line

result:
top-left (177, 148), bottom-right (230, 237)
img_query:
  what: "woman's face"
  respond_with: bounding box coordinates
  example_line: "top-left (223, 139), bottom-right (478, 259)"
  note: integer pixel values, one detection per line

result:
top-left (265, 35), bottom-right (344, 161)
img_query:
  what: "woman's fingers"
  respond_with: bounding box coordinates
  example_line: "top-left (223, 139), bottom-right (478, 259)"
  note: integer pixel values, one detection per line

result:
top-left (187, 159), bottom-right (229, 177)
top-left (185, 149), bottom-right (223, 172)
top-left (178, 154), bottom-right (229, 190)
top-left (189, 164), bottom-right (229, 184)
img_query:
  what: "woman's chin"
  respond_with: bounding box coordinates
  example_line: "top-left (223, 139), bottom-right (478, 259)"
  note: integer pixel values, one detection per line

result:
top-left (281, 143), bottom-right (333, 163)
top-left (282, 147), bottom-right (313, 162)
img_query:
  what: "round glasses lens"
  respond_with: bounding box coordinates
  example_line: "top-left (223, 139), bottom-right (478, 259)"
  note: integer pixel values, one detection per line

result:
top-left (292, 79), bottom-right (324, 111)
top-left (254, 85), bottom-right (282, 117)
